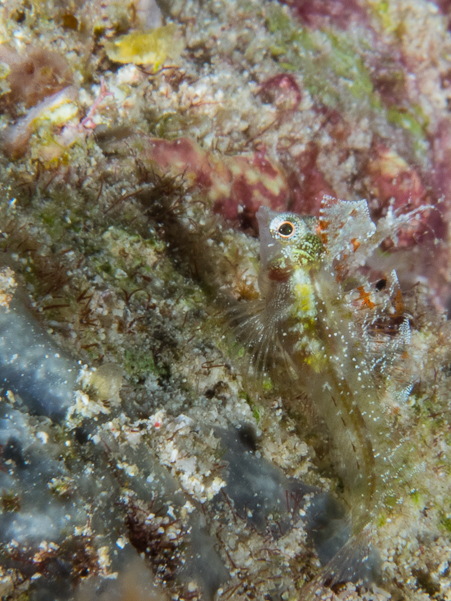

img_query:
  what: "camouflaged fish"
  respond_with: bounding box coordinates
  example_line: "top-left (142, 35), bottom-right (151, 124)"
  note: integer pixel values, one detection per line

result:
top-left (233, 195), bottom-right (417, 590)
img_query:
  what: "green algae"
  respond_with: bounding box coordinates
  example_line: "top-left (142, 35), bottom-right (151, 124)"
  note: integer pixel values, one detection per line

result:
top-left (410, 489), bottom-right (422, 505)
top-left (123, 348), bottom-right (164, 381)
top-left (370, 0), bottom-right (394, 31)
top-left (265, 6), bottom-right (292, 38)
top-left (262, 377), bottom-right (273, 392)
top-left (263, 3), bottom-right (431, 164)
top-left (387, 105), bottom-right (428, 136)
top-left (39, 205), bottom-right (61, 231)
top-left (264, 14), bottom-right (379, 111)
top-left (326, 33), bottom-right (378, 103)
top-left (386, 105), bottom-right (430, 158)
top-left (153, 111), bottom-right (185, 139)
top-left (239, 390), bottom-right (261, 422)
top-left (440, 513), bottom-right (451, 533)
top-left (381, 493), bottom-right (398, 509)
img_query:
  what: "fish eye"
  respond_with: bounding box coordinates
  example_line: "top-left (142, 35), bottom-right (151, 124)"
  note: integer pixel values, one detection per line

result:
top-left (277, 221), bottom-right (295, 238)
top-left (269, 214), bottom-right (303, 241)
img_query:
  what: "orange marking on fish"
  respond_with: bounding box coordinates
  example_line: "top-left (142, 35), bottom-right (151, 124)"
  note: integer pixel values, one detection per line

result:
top-left (357, 286), bottom-right (376, 310)
top-left (394, 289), bottom-right (404, 315)
top-left (317, 220), bottom-right (329, 245)
top-left (335, 259), bottom-right (347, 283)
top-left (268, 265), bottom-right (293, 282)
top-left (351, 238), bottom-right (360, 252)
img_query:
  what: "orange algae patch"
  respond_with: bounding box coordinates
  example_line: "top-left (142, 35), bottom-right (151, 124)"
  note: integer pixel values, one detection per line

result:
top-left (104, 24), bottom-right (183, 67)
top-left (143, 137), bottom-right (289, 225)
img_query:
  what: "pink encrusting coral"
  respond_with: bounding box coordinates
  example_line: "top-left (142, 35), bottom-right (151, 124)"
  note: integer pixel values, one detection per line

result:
top-left (257, 73), bottom-right (302, 111)
top-left (0, 45), bottom-right (73, 112)
top-left (366, 144), bottom-right (428, 219)
top-left (432, 118), bottom-right (451, 228)
top-left (278, 0), bottom-right (369, 29)
top-left (259, 0), bottom-right (451, 292)
top-left (2, 86), bottom-right (80, 160)
top-left (143, 137), bottom-right (289, 229)
top-left (285, 141), bottom-right (337, 216)
top-left (363, 143), bottom-right (442, 250)
top-left (142, 129), bottom-right (442, 256)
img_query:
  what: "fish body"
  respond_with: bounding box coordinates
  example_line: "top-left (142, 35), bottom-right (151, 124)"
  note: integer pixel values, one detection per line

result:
top-left (238, 197), bottom-right (414, 588)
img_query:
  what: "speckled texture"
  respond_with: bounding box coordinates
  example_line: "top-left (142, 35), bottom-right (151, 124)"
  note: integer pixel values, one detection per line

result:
top-left (0, 0), bottom-right (451, 600)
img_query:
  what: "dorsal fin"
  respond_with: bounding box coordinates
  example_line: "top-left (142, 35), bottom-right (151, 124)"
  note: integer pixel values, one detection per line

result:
top-left (319, 195), bottom-right (376, 278)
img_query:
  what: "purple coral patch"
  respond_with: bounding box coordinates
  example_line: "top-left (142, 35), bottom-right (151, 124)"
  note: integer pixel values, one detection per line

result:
top-left (286, 142), bottom-right (336, 216)
top-left (278, 0), bottom-right (368, 29)
top-left (142, 137), bottom-right (290, 232)
top-left (258, 74), bottom-right (302, 111)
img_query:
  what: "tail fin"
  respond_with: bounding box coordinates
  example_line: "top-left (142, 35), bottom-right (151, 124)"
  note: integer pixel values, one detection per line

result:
top-left (301, 525), bottom-right (381, 600)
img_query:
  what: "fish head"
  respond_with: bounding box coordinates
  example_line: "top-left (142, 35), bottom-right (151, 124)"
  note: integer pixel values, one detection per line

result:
top-left (256, 206), bottom-right (324, 281)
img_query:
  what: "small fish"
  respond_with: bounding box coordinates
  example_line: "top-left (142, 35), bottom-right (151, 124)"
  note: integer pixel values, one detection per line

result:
top-left (234, 195), bottom-right (416, 592)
